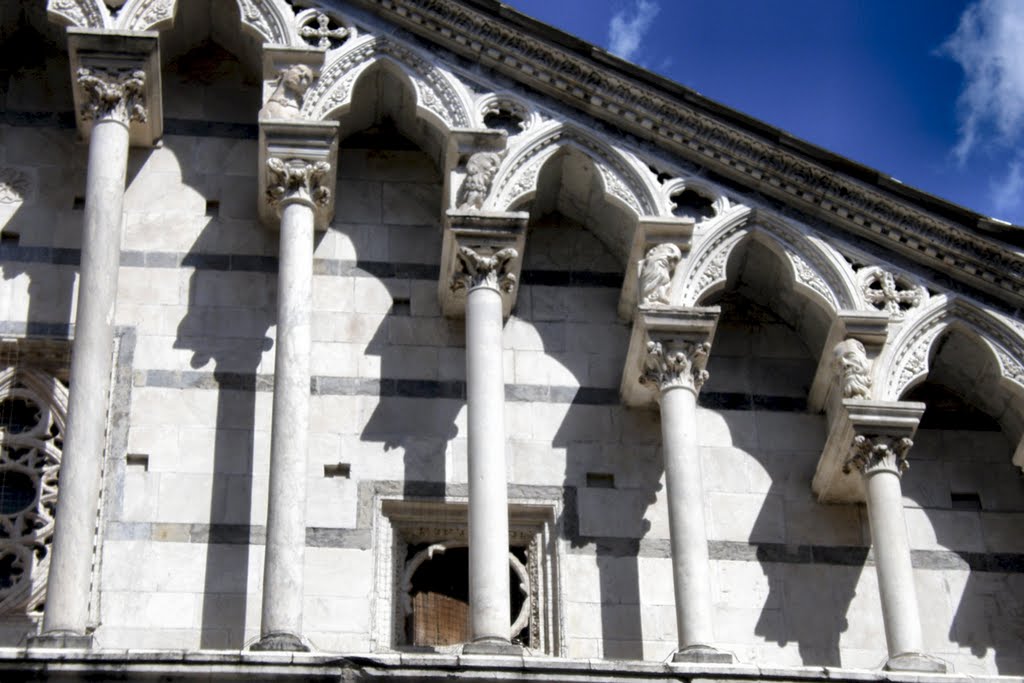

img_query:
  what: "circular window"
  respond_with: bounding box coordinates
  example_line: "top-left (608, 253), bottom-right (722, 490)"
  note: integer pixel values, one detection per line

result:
top-left (0, 469), bottom-right (36, 515)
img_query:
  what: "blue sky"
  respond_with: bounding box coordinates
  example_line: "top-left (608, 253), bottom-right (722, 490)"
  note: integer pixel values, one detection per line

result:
top-left (504, 0), bottom-right (1024, 227)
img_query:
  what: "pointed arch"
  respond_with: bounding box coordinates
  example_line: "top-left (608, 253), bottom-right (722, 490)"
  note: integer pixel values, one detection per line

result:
top-left (46, 0), bottom-right (110, 29)
top-left (487, 121), bottom-right (658, 217)
top-left (675, 207), bottom-right (859, 314)
top-left (301, 34), bottom-right (473, 130)
top-left (234, 0), bottom-right (298, 46)
top-left (874, 296), bottom-right (1024, 401)
top-left (115, 0), bottom-right (177, 31)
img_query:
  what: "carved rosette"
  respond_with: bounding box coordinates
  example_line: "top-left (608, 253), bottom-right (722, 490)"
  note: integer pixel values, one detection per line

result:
top-left (844, 434), bottom-right (913, 477)
top-left (640, 339), bottom-right (711, 394)
top-left (265, 157), bottom-right (332, 210)
top-left (76, 66), bottom-right (148, 125)
top-left (450, 246), bottom-right (519, 293)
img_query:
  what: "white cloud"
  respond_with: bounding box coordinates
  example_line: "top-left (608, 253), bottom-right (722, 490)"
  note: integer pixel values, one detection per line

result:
top-left (941, 0), bottom-right (1024, 164)
top-left (991, 155), bottom-right (1024, 216)
top-left (608, 0), bottom-right (661, 62)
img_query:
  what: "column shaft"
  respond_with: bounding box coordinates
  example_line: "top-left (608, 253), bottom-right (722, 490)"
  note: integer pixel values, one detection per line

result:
top-left (864, 468), bottom-right (923, 657)
top-left (465, 285), bottom-right (512, 645)
top-left (43, 118), bottom-right (130, 637)
top-left (257, 201), bottom-right (314, 650)
top-left (660, 386), bottom-right (716, 652)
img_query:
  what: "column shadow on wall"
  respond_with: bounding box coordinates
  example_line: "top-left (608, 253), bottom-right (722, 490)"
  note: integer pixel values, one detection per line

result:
top-left (173, 179), bottom-right (274, 649)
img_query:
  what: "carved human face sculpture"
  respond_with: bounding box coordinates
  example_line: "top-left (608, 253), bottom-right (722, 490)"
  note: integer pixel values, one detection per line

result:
top-left (282, 64), bottom-right (315, 97)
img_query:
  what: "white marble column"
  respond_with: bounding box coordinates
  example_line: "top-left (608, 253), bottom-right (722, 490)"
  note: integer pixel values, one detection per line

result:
top-left (253, 152), bottom-right (334, 652)
top-left (451, 245), bottom-right (520, 654)
top-left (641, 335), bottom-right (733, 664)
top-left (36, 34), bottom-right (160, 647)
top-left (846, 435), bottom-right (946, 672)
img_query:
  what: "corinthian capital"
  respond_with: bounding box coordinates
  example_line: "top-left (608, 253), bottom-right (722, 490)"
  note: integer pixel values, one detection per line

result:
top-left (640, 339), bottom-right (711, 393)
top-left (76, 66), bottom-right (148, 125)
top-left (450, 246), bottom-right (519, 294)
top-left (266, 158), bottom-right (332, 209)
top-left (844, 434), bottom-right (913, 477)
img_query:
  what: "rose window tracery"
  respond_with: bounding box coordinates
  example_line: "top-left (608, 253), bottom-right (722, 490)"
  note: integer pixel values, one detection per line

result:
top-left (0, 369), bottom-right (65, 615)
top-left (298, 11), bottom-right (350, 50)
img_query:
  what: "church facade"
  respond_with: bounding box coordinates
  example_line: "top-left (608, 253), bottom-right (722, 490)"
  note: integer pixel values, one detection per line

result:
top-left (0, 0), bottom-right (1023, 680)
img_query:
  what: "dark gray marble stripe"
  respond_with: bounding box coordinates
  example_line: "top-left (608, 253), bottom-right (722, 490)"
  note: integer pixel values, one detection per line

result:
top-left (103, 521), bottom-right (1024, 572)
top-left (132, 370), bottom-right (805, 411)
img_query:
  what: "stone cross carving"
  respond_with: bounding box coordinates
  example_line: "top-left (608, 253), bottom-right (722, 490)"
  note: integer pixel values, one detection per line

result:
top-left (844, 434), bottom-right (913, 476)
top-left (638, 243), bottom-right (682, 305)
top-left (265, 158), bottom-right (332, 208)
top-left (832, 338), bottom-right (872, 399)
top-left (859, 266), bottom-right (927, 317)
top-left (299, 12), bottom-right (349, 49)
top-left (640, 339), bottom-right (711, 393)
top-left (76, 66), bottom-right (147, 124)
top-left (450, 245), bottom-right (519, 293)
top-left (260, 65), bottom-right (316, 120)
top-left (458, 152), bottom-right (503, 210)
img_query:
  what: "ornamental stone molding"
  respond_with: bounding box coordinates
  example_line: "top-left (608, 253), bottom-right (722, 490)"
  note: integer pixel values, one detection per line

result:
top-left (257, 120), bottom-right (340, 230)
top-left (48, 0), bottom-right (176, 32)
top-left (67, 28), bottom-right (162, 146)
top-left (621, 306), bottom-right (719, 408)
top-left (301, 34), bottom-right (473, 128)
top-left (488, 123), bottom-right (656, 215)
top-left (345, 0), bottom-right (1024, 309)
top-left (439, 211), bottom-right (528, 318)
top-left (812, 399), bottom-right (924, 503)
top-left (874, 296), bottom-right (1024, 401)
top-left (677, 208), bottom-right (858, 311)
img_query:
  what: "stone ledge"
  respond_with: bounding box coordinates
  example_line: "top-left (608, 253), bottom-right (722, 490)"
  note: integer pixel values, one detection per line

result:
top-left (0, 650), bottom-right (995, 683)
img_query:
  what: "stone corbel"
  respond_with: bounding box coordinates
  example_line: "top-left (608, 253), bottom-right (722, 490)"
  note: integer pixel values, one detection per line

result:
top-left (261, 44), bottom-right (327, 117)
top-left (812, 399), bottom-right (925, 503)
top-left (439, 210), bottom-right (529, 318)
top-left (621, 305), bottom-right (720, 408)
top-left (618, 216), bottom-right (695, 321)
top-left (807, 310), bottom-right (890, 415)
top-left (258, 120), bottom-right (340, 230)
top-left (444, 129), bottom-right (507, 212)
top-left (67, 28), bottom-right (162, 146)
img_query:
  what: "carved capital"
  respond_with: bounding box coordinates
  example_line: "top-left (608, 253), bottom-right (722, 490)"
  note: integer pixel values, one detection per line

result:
top-left (265, 157), bottom-right (332, 209)
top-left (844, 435), bottom-right (914, 477)
top-left (258, 120), bottom-right (339, 230)
top-left (76, 65), bottom-right (147, 125)
top-left (450, 245), bottom-right (518, 293)
top-left (640, 339), bottom-right (710, 394)
top-left (67, 29), bottom-right (162, 145)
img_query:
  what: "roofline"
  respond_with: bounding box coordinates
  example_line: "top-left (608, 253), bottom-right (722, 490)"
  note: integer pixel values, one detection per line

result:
top-left (465, 0), bottom-right (1022, 236)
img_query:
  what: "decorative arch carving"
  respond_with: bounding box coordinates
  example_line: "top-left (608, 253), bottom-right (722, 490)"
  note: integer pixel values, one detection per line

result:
top-left (47, 0), bottom-right (111, 29)
top-left (0, 367), bottom-right (68, 616)
top-left (661, 176), bottom-right (730, 220)
top-left (676, 207), bottom-right (858, 313)
top-left (875, 296), bottom-right (1024, 401)
top-left (301, 34), bottom-right (473, 129)
top-left (488, 122), bottom-right (657, 216)
top-left (235, 0), bottom-right (299, 47)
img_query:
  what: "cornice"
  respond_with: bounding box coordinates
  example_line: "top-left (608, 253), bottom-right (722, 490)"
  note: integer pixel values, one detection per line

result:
top-left (344, 0), bottom-right (1024, 308)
